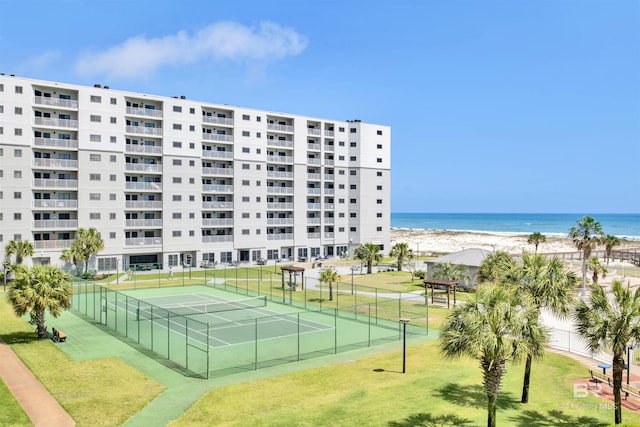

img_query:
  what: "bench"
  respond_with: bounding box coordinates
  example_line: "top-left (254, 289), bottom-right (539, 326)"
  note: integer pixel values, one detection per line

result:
top-left (589, 369), bottom-right (640, 399)
top-left (51, 327), bottom-right (67, 343)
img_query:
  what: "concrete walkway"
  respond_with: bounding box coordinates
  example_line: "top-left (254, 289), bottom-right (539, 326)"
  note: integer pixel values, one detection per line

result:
top-left (0, 338), bottom-right (75, 427)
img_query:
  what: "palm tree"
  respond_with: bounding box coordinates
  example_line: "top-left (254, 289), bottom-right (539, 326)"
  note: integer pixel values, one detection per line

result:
top-left (60, 243), bottom-right (85, 275)
top-left (587, 256), bottom-right (608, 285)
top-left (477, 251), bottom-right (515, 285)
top-left (76, 228), bottom-right (105, 274)
top-left (441, 284), bottom-right (546, 427)
top-left (604, 234), bottom-right (621, 266)
top-left (574, 280), bottom-right (640, 425)
top-left (568, 216), bottom-right (605, 297)
top-left (5, 240), bottom-right (35, 265)
top-left (318, 267), bottom-right (339, 301)
top-left (432, 262), bottom-right (470, 285)
top-left (354, 243), bottom-right (383, 274)
top-left (499, 253), bottom-right (577, 403)
top-left (8, 264), bottom-right (73, 339)
top-left (527, 232), bottom-right (547, 254)
top-left (390, 243), bottom-right (412, 272)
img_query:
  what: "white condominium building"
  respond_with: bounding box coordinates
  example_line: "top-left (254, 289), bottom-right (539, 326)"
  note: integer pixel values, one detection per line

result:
top-left (0, 74), bottom-right (390, 270)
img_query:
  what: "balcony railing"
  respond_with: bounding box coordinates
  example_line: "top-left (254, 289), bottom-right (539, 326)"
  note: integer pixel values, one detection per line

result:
top-left (307, 173), bottom-right (321, 180)
top-left (267, 203), bottom-right (293, 210)
top-left (324, 204), bottom-right (335, 209)
top-left (202, 167), bottom-right (233, 176)
top-left (34, 137), bottom-right (78, 149)
top-left (268, 171), bottom-right (294, 179)
top-left (307, 158), bottom-right (321, 165)
top-left (266, 187), bottom-right (293, 194)
top-left (202, 201), bottom-right (234, 209)
top-left (125, 163), bottom-right (163, 173)
top-left (125, 144), bottom-right (163, 155)
top-left (202, 235), bottom-right (233, 243)
top-left (324, 232), bottom-right (335, 239)
top-left (125, 237), bottom-right (163, 246)
top-left (126, 107), bottom-right (163, 118)
top-left (267, 155), bottom-right (293, 164)
top-left (202, 133), bottom-right (234, 142)
top-left (125, 182), bottom-right (162, 191)
top-left (34, 117), bottom-right (78, 129)
top-left (267, 218), bottom-right (294, 225)
top-left (307, 218), bottom-right (321, 225)
top-left (33, 158), bottom-right (78, 169)
top-left (266, 139), bottom-right (294, 148)
top-left (267, 233), bottom-right (293, 241)
top-left (202, 150), bottom-right (233, 159)
top-left (202, 218), bottom-right (234, 227)
top-left (323, 218), bottom-right (335, 225)
top-left (324, 144), bottom-right (335, 152)
top-left (307, 128), bottom-right (321, 136)
top-left (202, 184), bottom-right (233, 193)
top-left (307, 203), bottom-right (321, 210)
top-left (34, 199), bottom-right (78, 209)
top-left (33, 219), bottom-right (78, 229)
top-left (307, 143), bottom-right (321, 151)
top-left (125, 219), bottom-right (163, 227)
top-left (34, 96), bottom-right (78, 109)
top-left (33, 179), bottom-right (78, 189)
top-left (267, 124), bottom-right (294, 132)
top-left (203, 116), bottom-right (234, 126)
top-left (307, 188), bottom-right (321, 195)
top-left (307, 232), bottom-right (321, 239)
top-left (324, 174), bottom-right (335, 181)
top-left (35, 240), bottom-right (74, 249)
top-left (324, 130), bottom-right (335, 137)
top-left (125, 201), bottom-right (163, 210)
top-left (126, 126), bottom-right (163, 136)
top-left (324, 189), bottom-right (334, 195)
top-left (324, 159), bottom-right (335, 166)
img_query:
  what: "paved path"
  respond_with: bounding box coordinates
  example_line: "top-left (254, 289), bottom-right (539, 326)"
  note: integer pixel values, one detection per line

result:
top-left (0, 337), bottom-right (75, 427)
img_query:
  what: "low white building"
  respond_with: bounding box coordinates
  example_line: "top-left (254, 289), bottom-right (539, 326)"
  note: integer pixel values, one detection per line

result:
top-left (425, 248), bottom-right (492, 287)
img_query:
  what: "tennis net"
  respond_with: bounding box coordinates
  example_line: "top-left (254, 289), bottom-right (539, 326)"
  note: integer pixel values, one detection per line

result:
top-left (135, 295), bottom-right (268, 320)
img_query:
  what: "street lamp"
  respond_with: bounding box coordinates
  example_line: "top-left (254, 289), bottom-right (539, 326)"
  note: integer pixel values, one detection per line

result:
top-left (628, 345), bottom-right (634, 398)
top-left (399, 318), bottom-right (411, 373)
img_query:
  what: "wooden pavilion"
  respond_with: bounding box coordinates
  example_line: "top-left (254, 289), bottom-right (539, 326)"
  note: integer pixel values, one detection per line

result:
top-left (424, 279), bottom-right (458, 309)
top-left (280, 265), bottom-right (306, 291)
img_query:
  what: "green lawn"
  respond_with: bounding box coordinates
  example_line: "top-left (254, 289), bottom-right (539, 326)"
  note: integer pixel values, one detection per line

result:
top-left (0, 377), bottom-right (30, 427)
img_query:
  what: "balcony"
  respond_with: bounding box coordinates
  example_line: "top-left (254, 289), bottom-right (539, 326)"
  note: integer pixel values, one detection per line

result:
top-left (126, 107), bottom-right (163, 118)
top-left (34, 96), bottom-right (78, 109)
top-left (126, 126), bottom-right (163, 136)
top-left (307, 218), bottom-right (321, 225)
top-left (125, 163), bottom-right (163, 173)
top-left (267, 155), bottom-right (293, 164)
top-left (125, 201), bottom-right (163, 210)
top-left (202, 184), bottom-right (233, 193)
top-left (202, 133), bottom-right (234, 142)
top-left (267, 171), bottom-right (294, 179)
top-left (267, 218), bottom-right (294, 225)
top-left (266, 139), bottom-right (294, 148)
top-left (307, 173), bottom-right (321, 181)
top-left (324, 189), bottom-right (334, 195)
top-left (307, 188), bottom-right (321, 195)
top-left (202, 150), bottom-right (233, 159)
top-left (34, 117), bottom-right (78, 129)
top-left (266, 187), bottom-right (293, 195)
top-left (307, 158), bottom-right (321, 165)
top-left (33, 179), bottom-right (78, 189)
top-left (33, 158), bottom-right (78, 169)
top-left (125, 219), bottom-right (163, 227)
top-left (267, 203), bottom-right (293, 210)
top-left (323, 218), bottom-right (335, 225)
top-left (324, 130), bottom-right (334, 137)
top-left (307, 203), bottom-right (321, 210)
top-left (202, 201), bottom-right (234, 209)
top-left (35, 240), bottom-right (74, 249)
top-left (324, 204), bottom-right (335, 209)
top-left (33, 219), bottom-right (78, 229)
top-left (307, 128), bottom-right (321, 136)
top-left (125, 144), bottom-right (163, 155)
top-left (202, 167), bottom-right (233, 176)
top-left (267, 233), bottom-right (293, 241)
top-left (324, 174), bottom-right (335, 181)
top-left (34, 137), bottom-right (78, 149)
top-left (324, 232), bottom-right (335, 239)
top-left (125, 182), bottom-right (162, 191)
top-left (324, 144), bottom-right (335, 152)
top-left (307, 233), bottom-right (321, 239)
top-left (324, 159), bottom-right (335, 166)
top-left (267, 123), bottom-right (294, 133)
top-left (203, 116), bottom-right (233, 126)
top-left (307, 143), bottom-right (321, 151)
top-left (202, 218), bottom-right (234, 227)
top-left (125, 237), bottom-right (163, 247)
top-left (202, 235), bottom-right (233, 243)
top-left (34, 199), bottom-right (78, 209)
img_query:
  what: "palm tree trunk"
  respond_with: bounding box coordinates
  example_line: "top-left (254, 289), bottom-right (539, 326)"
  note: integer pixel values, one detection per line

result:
top-left (35, 309), bottom-right (48, 339)
top-left (521, 354), bottom-right (532, 403)
top-left (482, 359), bottom-right (506, 427)
top-left (581, 256), bottom-right (588, 297)
top-left (329, 283), bottom-right (333, 301)
top-left (613, 354), bottom-right (624, 425)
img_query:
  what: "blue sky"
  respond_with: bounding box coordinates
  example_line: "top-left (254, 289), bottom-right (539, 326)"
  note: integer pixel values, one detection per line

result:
top-left (1, 0), bottom-right (638, 213)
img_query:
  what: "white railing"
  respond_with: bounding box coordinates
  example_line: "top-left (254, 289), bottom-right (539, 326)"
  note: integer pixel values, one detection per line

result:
top-left (267, 155), bottom-right (293, 163)
top-left (267, 233), bottom-right (294, 241)
top-left (324, 232), bottom-right (335, 239)
top-left (308, 128), bottom-right (321, 135)
top-left (267, 218), bottom-right (294, 225)
top-left (202, 167), bottom-right (234, 176)
top-left (125, 201), bottom-right (163, 210)
top-left (125, 144), bottom-right (163, 154)
top-left (202, 218), bottom-right (234, 226)
top-left (34, 96), bottom-right (78, 109)
top-left (307, 143), bottom-right (321, 151)
top-left (307, 188), bottom-right (321, 194)
top-left (307, 173), bottom-right (321, 180)
top-left (33, 219), bottom-right (78, 229)
top-left (34, 199), bottom-right (77, 209)
top-left (267, 123), bottom-right (294, 132)
top-left (33, 179), bottom-right (78, 189)
top-left (202, 133), bottom-right (234, 142)
top-left (324, 144), bottom-right (335, 152)
top-left (202, 150), bottom-right (234, 159)
top-left (307, 218), bottom-right (321, 225)
top-left (34, 137), bottom-right (78, 149)
top-left (307, 158), bottom-right (321, 165)
top-left (125, 219), bottom-right (163, 227)
top-left (266, 187), bottom-right (293, 194)
top-left (324, 174), bottom-right (335, 181)
top-left (126, 107), bottom-right (163, 118)
top-left (203, 116), bottom-right (234, 126)
top-left (268, 171), bottom-right (294, 179)
top-left (307, 203), bottom-right (321, 210)
top-left (324, 189), bottom-right (334, 195)
top-left (266, 139), bottom-right (294, 148)
top-left (202, 184), bottom-right (233, 193)
top-left (33, 159), bottom-right (78, 169)
top-left (34, 240), bottom-right (74, 249)
top-left (34, 117), bottom-right (78, 129)
top-left (125, 237), bottom-right (162, 246)
top-left (323, 218), bottom-right (334, 224)
top-left (324, 130), bottom-right (334, 137)
top-left (125, 182), bottom-right (162, 191)
top-left (202, 235), bottom-right (233, 243)
top-left (267, 203), bottom-right (294, 210)
top-left (126, 126), bottom-right (163, 136)
top-left (202, 201), bottom-right (234, 209)
top-left (307, 233), bottom-right (321, 239)
top-left (125, 163), bottom-right (163, 173)
top-left (324, 204), bottom-right (335, 209)
top-left (324, 159), bottom-right (335, 166)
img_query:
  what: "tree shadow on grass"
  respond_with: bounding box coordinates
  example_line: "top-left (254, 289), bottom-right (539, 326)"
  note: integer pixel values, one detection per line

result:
top-left (508, 409), bottom-right (603, 427)
top-left (435, 382), bottom-right (519, 410)
top-left (388, 412), bottom-right (474, 426)
top-left (0, 330), bottom-right (42, 344)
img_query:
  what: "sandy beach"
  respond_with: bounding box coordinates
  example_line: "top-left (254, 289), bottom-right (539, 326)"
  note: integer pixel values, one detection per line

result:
top-left (391, 228), bottom-right (639, 256)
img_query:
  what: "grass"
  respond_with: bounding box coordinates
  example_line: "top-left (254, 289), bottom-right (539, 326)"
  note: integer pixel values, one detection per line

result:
top-left (0, 377), bottom-right (30, 427)
top-left (0, 297), bottom-right (165, 427)
top-left (169, 340), bottom-right (640, 427)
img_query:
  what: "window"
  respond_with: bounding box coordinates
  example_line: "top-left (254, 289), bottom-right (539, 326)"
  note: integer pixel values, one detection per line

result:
top-left (89, 193), bottom-right (101, 200)
top-left (242, 164), bottom-right (250, 170)
top-left (338, 213), bottom-right (345, 218)
top-left (350, 142), bottom-right (357, 147)
top-left (242, 213), bottom-right (250, 219)
top-left (189, 230), bottom-right (195, 237)
top-left (350, 185), bottom-right (357, 190)
top-left (377, 185), bottom-right (382, 190)
top-left (189, 177), bottom-right (195, 184)
top-left (338, 155), bottom-right (345, 161)
top-left (338, 141), bottom-right (345, 147)
top-left (377, 144), bottom-right (383, 149)
top-left (0, 84), bottom-right (3, 91)
top-left (377, 199), bottom-right (383, 204)
top-left (172, 213), bottom-right (182, 219)
top-left (377, 158), bottom-right (382, 163)
top-left (338, 170), bottom-right (345, 175)
top-left (110, 213), bottom-right (116, 220)
top-left (90, 95), bottom-right (102, 103)
top-left (242, 229), bottom-right (250, 235)
top-left (242, 114), bottom-right (250, 120)
top-left (242, 131), bottom-right (250, 137)
top-left (338, 198), bottom-right (345, 203)
top-left (173, 231), bottom-right (182, 237)
top-left (0, 170), bottom-right (2, 177)
top-left (173, 141), bottom-right (182, 148)
top-left (350, 198), bottom-right (356, 204)
top-left (0, 106), bottom-right (3, 113)
top-left (189, 213), bottom-right (195, 219)
top-left (350, 156), bottom-right (357, 161)
top-left (110, 174), bottom-right (116, 181)
top-left (377, 226), bottom-right (383, 231)
top-left (173, 159), bottom-right (182, 166)
top-left (189, 108), bottom-right (195, 114)
top-left (376, 171), bottom-right (383, 177)
top-left (338, 184), bottom-right (345, 189)
top-left (90, 213), bottom-right (101, 220)
top-left (256, 116), bottom-right (261, 122)
top-left (189, 195), bottom-right (195, 201)
top-left (173, 177), bottom-right (182, 184)
top-left (189, 143), bottom-right (195, 149)
top-left (14, 192), bottom-right (21, 199)
top-left (14, 213), bottom-right (21, 220)
top-left (110, 98), bottom-right (117, 105)
top-left (90, 115), bottom-right (101, 122)
top-left (15, 86), bottom-right (23, 94)
top-left (173, 124), bottom-right (182, 130)
top-left (90, 134), bottom-right (101, 142)
top-left (377, 130), bottom-right (383, 135)
top-left (350, 128), bottom-right (357, 133)
top-left (14, 128), bottom-right (22, 136)
top-left (0, 127), bottom-right (3, 134)
top-left (90, 154), bottom-right (101, 161)
top-left (14, 107), bottom-right (22, 115)
top-left (377, 213), bottom-right (383, 218)
top-left (109, 232), bottom-right (116, 239)
top-left (242, 196), bottom-right (250, 202)
top-left (13, 234), bottom-right (21, 241)
top-left (172, 195), bottom-right (182, 201)
top-left (110, 136), bottom-right (117, 143)
top-left (350, 170), bottom-right (357, 176)
top-left (256, 148), bottom-right (261, 154)
top-left (256, 196), bottom-right (261, 202)
top-left (350, 227), bottom-right (357, 232)
top-left (13, 170), bottom-right (21, 178)
top-left (338, 127), bottom-right (345, 132)
top-left (256, 164), bottom-right (261, 170)
top-left (189, 125), bottom-right (195, 132)
top-left (110, 117), bottom-right (117, 124)
top-left (256, 132), bottom-right (261, 138)
top-left (110, 193), bottom-right (116, 201)
top-left (110, 155), bottom-right (116, 162)
top-left (242, 180), bottom-right (250, 186)
top-left (173, 106), bottom-right (182, 113)
top-left (189, 160), bottom-right (195, 166)
top-left (242, 147), bottom-right (250, 153)
top-left (256, 213), bottom-right (261, 218)
top-left (350, 213), bottom-right (357, 218)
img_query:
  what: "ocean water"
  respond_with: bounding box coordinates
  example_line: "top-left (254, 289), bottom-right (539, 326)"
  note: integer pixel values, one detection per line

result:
top-left (391, 213), bottom-right (640, 240)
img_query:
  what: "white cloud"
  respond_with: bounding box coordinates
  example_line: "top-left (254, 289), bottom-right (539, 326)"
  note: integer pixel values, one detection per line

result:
top-left (75, 21), bottom-right (307, 79)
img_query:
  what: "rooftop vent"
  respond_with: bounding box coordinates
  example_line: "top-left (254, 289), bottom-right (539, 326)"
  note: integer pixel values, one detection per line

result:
top-left (103, 85), bottom-right (110, 89)
top-left (94, 83), bottom-right (102, 88)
